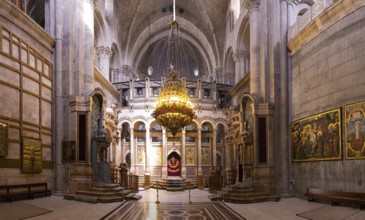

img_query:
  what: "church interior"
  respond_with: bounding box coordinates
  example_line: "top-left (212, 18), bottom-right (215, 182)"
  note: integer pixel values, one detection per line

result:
top-left (0, 0), bottom-right (365, 219)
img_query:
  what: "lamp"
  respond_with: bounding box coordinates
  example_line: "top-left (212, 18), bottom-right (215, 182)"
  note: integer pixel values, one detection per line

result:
top-left (151, 0), bottom-right (196, 145)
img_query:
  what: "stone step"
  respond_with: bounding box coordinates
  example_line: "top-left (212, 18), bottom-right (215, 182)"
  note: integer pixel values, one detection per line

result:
top-left (98, 196), bottom-right (124, 203)
top-left (76, 190), bottom-right (125, 198)
top-left (125, 194), bottom-right (142, 200)
top-left (93, 183), bottom-right (120, 189)
top-left (223, 195), bottom-right (280, 204)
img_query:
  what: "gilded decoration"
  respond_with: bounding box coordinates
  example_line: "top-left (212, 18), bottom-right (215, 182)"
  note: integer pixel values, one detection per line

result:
top-left (22, 137), bottom-right (42, 173)
top-left (201, 146), bottom-right (211, 165)
top-left (344, 101), bottom-right (365, 159)
top-left (0, 122), bottom-right (8, 157)
top-left (137, 145), bottom-right (145, 164)
top-left (291, 108), bottom-right (341, 162)
top-left (186, 145), bottom-right (196, 165)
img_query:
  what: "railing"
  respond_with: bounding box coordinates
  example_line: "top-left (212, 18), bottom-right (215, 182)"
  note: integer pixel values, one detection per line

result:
top-left (289, 0), bottom-right (339, 40)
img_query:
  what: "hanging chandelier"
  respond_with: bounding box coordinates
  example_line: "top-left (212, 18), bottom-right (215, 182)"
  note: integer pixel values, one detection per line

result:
top-left (151, 0), bottom-right (196, 139)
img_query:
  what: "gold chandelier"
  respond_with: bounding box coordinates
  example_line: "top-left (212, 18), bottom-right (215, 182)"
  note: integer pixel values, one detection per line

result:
top-left (151, 0), bottom-right (195, 139)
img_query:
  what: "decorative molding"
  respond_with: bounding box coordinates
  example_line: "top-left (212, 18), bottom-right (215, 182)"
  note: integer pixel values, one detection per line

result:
top-left (96, 46), bottom-right (113, 58)
top-left (232, 50), bottom-right (248, 62)
top-left (288, 0), bottom-right (365, 54)
top-left (244, 0), bottom-right (261, 12)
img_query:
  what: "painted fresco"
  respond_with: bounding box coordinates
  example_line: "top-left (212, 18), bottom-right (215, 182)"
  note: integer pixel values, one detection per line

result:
top-left (345, 101), bottom-right (365, 159)
top-left (201, 146), bottom-right (211, 165)
top-left (62, 141), bottom-right (76, 162)
top-left (291, 108), bottom-right (341, 162)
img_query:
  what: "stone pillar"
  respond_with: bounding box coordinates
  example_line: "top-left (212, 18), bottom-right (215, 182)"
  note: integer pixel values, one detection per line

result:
top-left (162, 128), bottom-right (167, 178)
top-left (130, 129), bottom-right (135, 174)
top-left (247, 0), bottom-right (261, 99)
top-left (233, 49), bottom-right (244, 83)
top-left (198, 128), bottom-right (202, 175)
top-left (215, 67), bottom-right (223, 84)
top-left (279, 0), bottom-right (290, 197)
top-left (181, 128), bottom-right (186, 178)
top-left (145, 124), bottom-right (151, 174)
top-left (212, 128), bottom-right (217, 168)
top-left (83, 0), bottom-right (95, 96)
top-left (96, 46), bottom-right (113, 81)
top-left (54, 0), bottom-right (64, 195)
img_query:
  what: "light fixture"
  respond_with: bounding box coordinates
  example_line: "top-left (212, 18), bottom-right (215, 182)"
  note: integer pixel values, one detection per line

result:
top-left (152, 0), bottom-right (196, 144)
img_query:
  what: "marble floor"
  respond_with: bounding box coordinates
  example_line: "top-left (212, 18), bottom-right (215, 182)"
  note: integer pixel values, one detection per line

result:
top-left (3, 189), bottom-right (351, 220)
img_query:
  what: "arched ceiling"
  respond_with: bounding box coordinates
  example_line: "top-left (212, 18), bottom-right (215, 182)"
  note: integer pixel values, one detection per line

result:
top-left (115, 0), bottom-right (229, 77)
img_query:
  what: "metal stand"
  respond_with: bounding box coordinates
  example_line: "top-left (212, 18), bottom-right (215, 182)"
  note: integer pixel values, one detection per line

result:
top-left (188, 180), bottom-right (192, 204)
top-left (155, 182), bottom-right (160, 204)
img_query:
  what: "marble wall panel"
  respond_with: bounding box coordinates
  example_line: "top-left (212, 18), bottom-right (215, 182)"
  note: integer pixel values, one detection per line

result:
top-left (41, 101), bottom-right (51, 128)
top-left (22, 93), bottom-right (39, 124)
top-left (0, 84), bottom-right (20, 119)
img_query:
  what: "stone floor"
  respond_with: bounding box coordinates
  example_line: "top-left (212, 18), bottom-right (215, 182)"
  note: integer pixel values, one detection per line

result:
top-left (6, 188), bottom-right (354, 220)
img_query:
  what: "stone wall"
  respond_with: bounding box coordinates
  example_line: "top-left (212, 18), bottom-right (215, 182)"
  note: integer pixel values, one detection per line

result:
top-left (0, 1), bottom-right (54, 186)
top-left (290, 4), bottom-right (365, 197)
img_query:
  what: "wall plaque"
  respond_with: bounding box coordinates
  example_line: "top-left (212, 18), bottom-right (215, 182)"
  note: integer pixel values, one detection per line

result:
top-left (0, 122), bottom-right (7, 157)
top-left (22, 137), bottom-right (42, 173)
top-left (62, 141), bottom-right (76, 162)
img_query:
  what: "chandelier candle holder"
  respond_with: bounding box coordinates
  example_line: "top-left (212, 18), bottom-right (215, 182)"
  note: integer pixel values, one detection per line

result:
top-left (152, 0), bottom-right (196, 147)
top-left (152, 69), bottom-right (195, 143)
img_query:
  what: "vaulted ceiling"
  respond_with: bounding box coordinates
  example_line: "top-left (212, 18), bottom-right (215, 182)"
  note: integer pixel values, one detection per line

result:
top-left (113, 0), bottom-right (230, 80)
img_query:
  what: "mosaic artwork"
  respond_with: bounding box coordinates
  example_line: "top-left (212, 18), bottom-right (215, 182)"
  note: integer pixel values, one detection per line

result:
top-left (22, 137), bottom-right (42, 173)
top-left (344, 101), bottom-right (365, 159)
top-left (291, 108), bottom-right (341, 162)
top-left (137, 145), bottom-right (145, 164)
top-left (101, 202), bottom-right (245, 220)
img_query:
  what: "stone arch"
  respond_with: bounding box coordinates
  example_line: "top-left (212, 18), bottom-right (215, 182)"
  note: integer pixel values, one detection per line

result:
top-left (129, 16), bottom-right (217, 77)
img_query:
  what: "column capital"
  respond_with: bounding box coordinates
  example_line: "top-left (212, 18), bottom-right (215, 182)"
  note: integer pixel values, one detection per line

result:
top-left (96, 46), bottom-right (113, 58)
top-left (280, 0), bottom-right (295, 5)
top-left (244, 0), bottom-right (261, 12)
top-left (85, 0), bottom-right (96, 5)
top-left (232, 49), bottom-right (249, 62)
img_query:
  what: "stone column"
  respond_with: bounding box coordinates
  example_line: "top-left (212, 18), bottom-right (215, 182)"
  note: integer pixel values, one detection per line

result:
top-left (233, 49), bottom-right (244, 83)
top-left (215, 67), bottom-right (223, 84)
top-left (162, 128), bottom-right (167, 178)
top-left (54, 0), bottom-right (64, 195)
top-left (197, 128), bottom-right (202, 175)
top-left (83, 0), bottom-right (95, 96)
top-left (279, 0), bottom-right (290, 197)
top-left (212, 128), bottom-right (217, 168)
top-left (130, 129), bottom-right (135, 174)
top-left (181, 128), bottom-right (186, 178)
top-left (247, 0), bottom-right (261, 99)
top-left (96, 46), bottom-right (113, 81)
top-left (145, 124), bottom-right (150, 174)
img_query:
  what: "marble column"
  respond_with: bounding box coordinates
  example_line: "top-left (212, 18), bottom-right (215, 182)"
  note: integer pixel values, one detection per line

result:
top-left (145, 124), bottom-right (151, 174)
top-left (279, 0), bottom-right (291, 197)
top-left (54, 0), bottom-right (64, 195)
top-left (181, 128), bottom-right (186, 178)
top-left (197, 128), bottom-right (202, 175)
top-left (96, 46), bottom-right (113, 81)
top-left (247, 0), bottom-right (261, 99)
top-left (212, 128), bottom-right (217, 168)
top-left (130, 129), bottom-right (135, 174)
top-left (83, 0), bottom-right (95, 96)
top-left (162, 128), bottom-right (167, 178)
